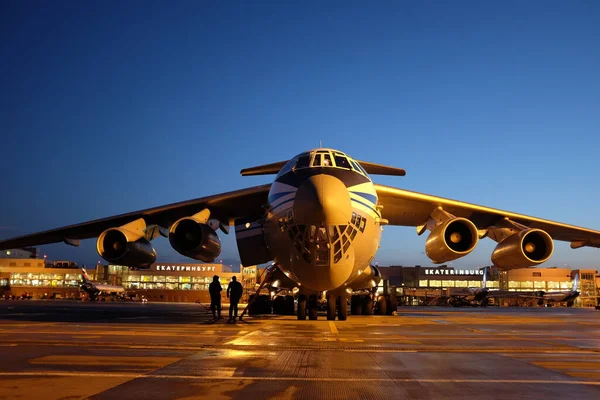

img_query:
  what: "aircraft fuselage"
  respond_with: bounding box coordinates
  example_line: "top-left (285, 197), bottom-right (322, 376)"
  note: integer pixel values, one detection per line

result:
top-left (263, 149), bottom-right (383, 293)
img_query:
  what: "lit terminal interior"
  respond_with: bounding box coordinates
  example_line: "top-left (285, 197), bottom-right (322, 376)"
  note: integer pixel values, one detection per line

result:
top-left (1, 253), bottom-right (598, 307)
top-left (378, 265), bottom-right (599, 307)
top-left (0, 257), bottom-right (259, 303)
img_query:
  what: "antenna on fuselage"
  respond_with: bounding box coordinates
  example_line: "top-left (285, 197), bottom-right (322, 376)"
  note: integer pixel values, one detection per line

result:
top-left (319, 140), bottom-right (322, 148)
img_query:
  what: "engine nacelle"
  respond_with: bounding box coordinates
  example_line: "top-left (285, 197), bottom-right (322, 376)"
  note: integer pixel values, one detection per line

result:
top-left (169, 218), bottom-right (221, 262)
top-left (491, 228), bottom-right (553, 269)
top-left (235, 217), bottom-right (272, 267)
top-left (345, 265), bottom-right (382, 291)
top-left (96, 228), bottom-right (157, 268)
top-left (425, 218), bottom-right (478, 263)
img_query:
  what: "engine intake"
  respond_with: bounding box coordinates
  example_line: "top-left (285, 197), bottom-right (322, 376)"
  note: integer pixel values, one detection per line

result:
top-left (425, 218), bottom-right (478, 263)
top-left (169, 218), bottom-right (221, 262)
top-left (97, 228), bottom-right (156, 268)
top-left (491, 228), bottom-right (553, 269)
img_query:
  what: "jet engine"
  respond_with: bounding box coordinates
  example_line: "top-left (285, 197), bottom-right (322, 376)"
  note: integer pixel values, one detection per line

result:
top-left (345, 265), bottom-right (382, 291)
top-left (425, 218), bottom-right (478, 263)
top-left (168, 217), bottom-right (221, 262)
top-left (96, 228), bottom-right (156, 268)
top-left (491, 228), bottom-right (553, 269)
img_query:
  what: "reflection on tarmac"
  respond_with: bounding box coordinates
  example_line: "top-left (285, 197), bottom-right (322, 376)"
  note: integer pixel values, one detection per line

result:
top-left (0, 301), bottom-right (599, 399)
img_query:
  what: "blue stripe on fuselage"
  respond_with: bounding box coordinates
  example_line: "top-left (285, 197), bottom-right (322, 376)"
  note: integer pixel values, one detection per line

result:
top-left (268, 191), bottom-right (294, 204)
top-left (352, 191), bottom-right (377, 205)
top-left (272, 197), bottom-right (295, 210)
top-left (351, 198), bottom-right (381, 217)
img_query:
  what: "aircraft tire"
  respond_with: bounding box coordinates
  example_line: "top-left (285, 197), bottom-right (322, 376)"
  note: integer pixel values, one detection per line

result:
top-left (297, 295), bottom-right (307, 320)
top-left (257, 294), bottom-right (272, 314)
top-left (362, 297), bottom-right (373, 315)
top-left (248, 294), bottom-right (257, 315)
top-left (387, 295), bottom-right (397, 315)
top-left (377, 296), bottom-right (387, 315)
top-left (327, 295), bottom-right (336, 320)
top-left (308, 295), bottom-right (318, 320)
top-left (337, 296), bottom-right (347, 321)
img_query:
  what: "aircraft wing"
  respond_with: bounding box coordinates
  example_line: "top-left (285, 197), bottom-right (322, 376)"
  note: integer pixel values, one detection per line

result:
top-left (374, 184), bottom-right (600, 249)
top-left (0, 184), bottom-right (271, 250)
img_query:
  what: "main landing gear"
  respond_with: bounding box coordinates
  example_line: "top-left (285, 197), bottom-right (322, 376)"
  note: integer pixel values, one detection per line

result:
top-left (350, 292), bottom-right (397, 316)
top-left (296, 294), bottom-right (347, 321)
top-left (296, 294), bottom-right (319, 320)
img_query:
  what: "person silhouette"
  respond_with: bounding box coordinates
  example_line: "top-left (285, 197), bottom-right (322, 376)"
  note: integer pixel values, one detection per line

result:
top-left (227, 276), bottom-right (243, 322)
top-left (208, 275), bottom-right (222, 320)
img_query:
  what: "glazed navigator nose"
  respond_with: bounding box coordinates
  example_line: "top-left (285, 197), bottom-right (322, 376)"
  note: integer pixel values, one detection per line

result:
top-left (293, 174), bottom-right (352, 225)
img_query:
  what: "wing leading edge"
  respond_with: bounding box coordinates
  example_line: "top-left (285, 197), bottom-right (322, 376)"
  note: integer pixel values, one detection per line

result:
top-left (374, 184), bottom-right (600, 249)
top-left (0, 184), bottom-right (271, 251)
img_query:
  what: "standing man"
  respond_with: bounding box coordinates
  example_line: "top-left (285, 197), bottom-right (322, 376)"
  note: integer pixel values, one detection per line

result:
top-left (227, 276), bottom-right (243, 322)
top-left (209, 275), bottom-right (222, 321)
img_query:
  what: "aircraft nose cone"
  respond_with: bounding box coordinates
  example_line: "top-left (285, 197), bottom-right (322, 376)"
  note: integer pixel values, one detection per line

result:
top-left (293, 174), bottom-right (352, 225)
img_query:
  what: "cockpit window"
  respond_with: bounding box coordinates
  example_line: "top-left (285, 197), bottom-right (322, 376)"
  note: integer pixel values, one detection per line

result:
top-left (277, 158), bottom-right (297, 177)
top-left (334, 155), bottom-right (351, 169)
top-left (312, 154), bottom-right (321, 167)
top-left (350, 160), bottom-right (363, 174)
top-left (312, 153), bottom-right (333, 167)
top-left (295, 155), bottom-right (310, 169)
top-left (358, 163), bottom-right (368, 176)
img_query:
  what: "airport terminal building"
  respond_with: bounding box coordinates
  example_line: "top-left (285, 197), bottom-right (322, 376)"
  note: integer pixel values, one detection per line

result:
top-left (0, 257), bottom-right (258, 303)
top-left (1, 250), bottom-right (597, 306)
top-left (377, 265), bottom-right (599, 307)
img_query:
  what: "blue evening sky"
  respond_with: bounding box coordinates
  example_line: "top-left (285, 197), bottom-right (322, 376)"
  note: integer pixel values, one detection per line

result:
top-left (1, 1), bottom-right (599, 271)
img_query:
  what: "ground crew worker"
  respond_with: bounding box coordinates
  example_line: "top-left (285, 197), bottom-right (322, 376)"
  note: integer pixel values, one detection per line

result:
top-left (227, 276), bottom-right (243, 322)
top-left (209, 275), bottom-right (222, 320)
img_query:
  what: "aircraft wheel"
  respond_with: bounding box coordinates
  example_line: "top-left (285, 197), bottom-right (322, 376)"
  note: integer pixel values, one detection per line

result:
top-left (337, 296), bottom-right (347, 321)
top-left (256, 294), bottom-right (271, 314)
top-left (308, 295), bottom-right (318, 320)
top-left (387, 294), bottom-right (397, 315)
top-left (362, 296), bottom-right (373, 315)
top-left (567, 301), bottom-right (574, 308)
top-left (248, 294), bottom-right (258, 315)
top-left (377, 295), bottom-right (387, 315)
top-left (327, 295), bottom-right (336, 320)
top-left (297, 295), bottom-right (307, 320)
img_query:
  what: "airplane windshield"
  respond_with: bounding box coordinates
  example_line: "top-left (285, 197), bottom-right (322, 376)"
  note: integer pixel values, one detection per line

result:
top-left (334, 155), bottom-right (351, 169)
top-left (295, 155), bottom-right (310, 169)
top-left (312, 153), bottom-right (333, 167)
top-left (279, 150), bottom-right (369, 179)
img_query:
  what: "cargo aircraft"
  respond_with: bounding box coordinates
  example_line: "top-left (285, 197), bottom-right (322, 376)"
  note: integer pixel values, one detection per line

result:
top-left (1, 148), bottom-right (600, 320)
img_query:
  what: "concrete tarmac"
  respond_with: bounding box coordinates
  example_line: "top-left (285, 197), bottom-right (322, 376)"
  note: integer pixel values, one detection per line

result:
top-left (0, 300), bottom-right (599, 399)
